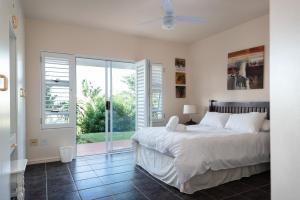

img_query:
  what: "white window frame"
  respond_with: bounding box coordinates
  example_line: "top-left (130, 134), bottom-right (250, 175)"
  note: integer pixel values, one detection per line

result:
top-left (41, 52), bottom-right (76, 129)
top-left (150, 63), bottom-right (165, 123)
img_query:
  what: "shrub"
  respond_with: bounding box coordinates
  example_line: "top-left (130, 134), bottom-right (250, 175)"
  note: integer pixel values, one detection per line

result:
top-left (77, 76), bottom-right (136, 135)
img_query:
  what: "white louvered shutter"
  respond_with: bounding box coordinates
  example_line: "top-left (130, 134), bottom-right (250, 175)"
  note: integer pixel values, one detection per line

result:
top-left (151, 64), bottom-right (164, 122)
top-left (135, 59), bottom-right (150, 130)
top-left (41, 52), bottom-right (76, 129)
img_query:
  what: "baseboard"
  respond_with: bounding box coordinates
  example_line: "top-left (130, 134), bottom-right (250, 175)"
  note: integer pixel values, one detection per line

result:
top-left (28, 156), bottom-right (60, 165)
top-left (27, 150), bottom-right (134, 165)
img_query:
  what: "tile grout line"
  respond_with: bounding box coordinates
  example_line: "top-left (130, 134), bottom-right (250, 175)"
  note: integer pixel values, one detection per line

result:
top-left (199, 191), bottom-right (218, 200)
top-left (218, 181), bottom-right (257, 200)
top-left (220, 190), bottom-right (254, 200)
top-left (67, 162), bottom-right (83, 200)
top-left (73, 156), bottom-right (134, 168)
top-left (134, 166), bottom-right (184, 200)
top-left (133, 184), bottom-right (151, 200)
top-left (45, 162), bottom-right (48, 200)
top-left (90, 161), bottom-right (135, 171)
top-left (241, 180), bottom-right (270, 191)
top-left (222, 194), bottom-right (251, 200)
top-left (78, 153), bottom-right (136, 199)
top-left (76, 155), bottom-right (140, 200)
top-left (77, 171), bottom-right (136, 191)
top-left (220, 181), bottom-right (270, 200)
top-left (256, 186), bottom-right (271, 194)
top-left (71, 159), bottom-right (135, 192)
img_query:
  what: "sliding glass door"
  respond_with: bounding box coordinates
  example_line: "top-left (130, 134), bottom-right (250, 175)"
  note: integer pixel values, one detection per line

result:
top-left (76, 58), bottom-right (135, 155)
top-left (110, 61), bottom-right (136, 151)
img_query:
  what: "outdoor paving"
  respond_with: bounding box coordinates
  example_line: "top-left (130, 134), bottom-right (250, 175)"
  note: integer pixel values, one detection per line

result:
top-left (77, 140), bottom-right (132, 156)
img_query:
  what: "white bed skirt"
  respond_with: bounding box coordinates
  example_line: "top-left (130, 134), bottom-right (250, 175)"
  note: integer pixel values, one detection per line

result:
top-left (135, 144), bottom-right (270, 194)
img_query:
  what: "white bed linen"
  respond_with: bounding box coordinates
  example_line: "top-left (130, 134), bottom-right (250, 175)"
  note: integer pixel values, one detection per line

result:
top-left (132, 125), bottom-right (270, 184)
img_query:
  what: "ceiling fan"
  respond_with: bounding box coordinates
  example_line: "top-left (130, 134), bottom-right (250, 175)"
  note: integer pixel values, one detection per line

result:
top-left (139, 0), bottom-right (206, 30)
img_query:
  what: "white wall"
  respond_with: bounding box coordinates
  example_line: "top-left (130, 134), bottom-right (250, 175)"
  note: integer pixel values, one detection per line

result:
top-left (270, 1), bottom-right (300, 199)
top-left (189, 15), bottom-right (269, 120)
top-left (25, 19), bottom-right (190, 163)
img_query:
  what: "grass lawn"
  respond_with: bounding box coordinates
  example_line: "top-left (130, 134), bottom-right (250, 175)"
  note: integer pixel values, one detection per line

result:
top-left (77, 131), bottom-right (134, 144)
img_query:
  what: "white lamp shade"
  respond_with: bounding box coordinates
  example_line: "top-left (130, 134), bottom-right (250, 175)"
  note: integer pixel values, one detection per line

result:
top-left (183, 105), bottom-right (197, 114)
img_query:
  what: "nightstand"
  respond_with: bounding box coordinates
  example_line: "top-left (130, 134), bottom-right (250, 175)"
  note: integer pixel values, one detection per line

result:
top-left (184, 119), bottom-right (197, 125)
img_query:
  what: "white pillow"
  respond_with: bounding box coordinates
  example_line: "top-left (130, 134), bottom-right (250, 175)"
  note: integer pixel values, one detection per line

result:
top-left (260, 119), bottom-right (270, 132)
top-left (200, 112), bottom-right (231, 128)
top-left (225, 112), bottom-right (267, 133)
top-left (166, 116), bottom-right (179, 131)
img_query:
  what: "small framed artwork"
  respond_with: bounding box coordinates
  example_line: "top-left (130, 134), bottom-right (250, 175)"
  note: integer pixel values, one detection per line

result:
top-left (176, 86), bottom-right (186, 98)
top-left (175, 58), bottom-right (185, 71)
top-left (175, 72), bottom-right (186, 85)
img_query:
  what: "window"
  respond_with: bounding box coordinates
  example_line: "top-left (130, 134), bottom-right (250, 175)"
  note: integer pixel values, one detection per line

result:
top-left (41, 52), bottom-right (76, 129)
top-left (151, 64), bottom-right (164, 122)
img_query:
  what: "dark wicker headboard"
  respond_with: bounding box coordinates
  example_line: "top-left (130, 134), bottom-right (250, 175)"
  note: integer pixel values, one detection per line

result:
top-left (209, 100), bottom-right (270, 119)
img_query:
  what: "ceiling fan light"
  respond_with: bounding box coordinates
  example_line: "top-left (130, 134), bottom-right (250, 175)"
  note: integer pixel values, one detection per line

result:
top-left (162, 15), bottom-right (175, 30)
top-left (162, 23), bottom-right (175, 30)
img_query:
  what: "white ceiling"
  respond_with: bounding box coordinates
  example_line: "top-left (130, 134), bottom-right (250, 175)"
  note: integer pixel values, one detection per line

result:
top-left (22, 0), bottom-right (269, 44)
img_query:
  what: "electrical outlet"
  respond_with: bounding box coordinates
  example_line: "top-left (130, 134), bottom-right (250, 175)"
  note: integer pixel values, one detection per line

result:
top-left (30, 139), bottom-right (38, 146)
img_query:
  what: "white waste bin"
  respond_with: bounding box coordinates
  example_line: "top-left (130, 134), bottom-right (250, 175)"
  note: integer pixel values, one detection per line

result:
top-left (59, 146), bottom-right (73, 163)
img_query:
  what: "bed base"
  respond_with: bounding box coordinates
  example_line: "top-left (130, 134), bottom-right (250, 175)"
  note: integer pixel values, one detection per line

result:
top-left (135, 144), bottom-right (270, 194)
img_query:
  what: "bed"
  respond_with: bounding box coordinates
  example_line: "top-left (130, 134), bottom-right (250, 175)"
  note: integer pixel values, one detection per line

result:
top-left (132, 100), bottom-right (270, 194)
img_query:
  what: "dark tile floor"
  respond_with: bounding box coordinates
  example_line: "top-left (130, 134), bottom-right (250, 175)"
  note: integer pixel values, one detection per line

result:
top-left (24, 152), bottom-right (270, 200)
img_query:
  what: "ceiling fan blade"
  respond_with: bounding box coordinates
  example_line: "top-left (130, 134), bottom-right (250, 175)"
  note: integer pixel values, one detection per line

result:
top-left (138, 17), bottom-right (162, 26)
top-left (175, 16), bottom-right (207, 23)
top-left (161, 0), bottom-right (173, 14)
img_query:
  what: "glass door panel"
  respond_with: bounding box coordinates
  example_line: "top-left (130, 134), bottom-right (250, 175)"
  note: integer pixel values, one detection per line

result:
top-left (110, 61), bottom-right (136, 151)
top-left (76, 58), bottom-right (108, 156)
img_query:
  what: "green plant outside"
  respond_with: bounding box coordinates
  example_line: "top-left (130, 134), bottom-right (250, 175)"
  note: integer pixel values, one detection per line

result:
top-left (76, 131), bottom-right (134, 144)
top-left (76, 74), bottom-right (136, 144)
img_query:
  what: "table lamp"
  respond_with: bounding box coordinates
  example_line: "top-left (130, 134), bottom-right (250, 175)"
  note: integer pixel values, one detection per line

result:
top-left (183, 105), bottom-right (197, 125)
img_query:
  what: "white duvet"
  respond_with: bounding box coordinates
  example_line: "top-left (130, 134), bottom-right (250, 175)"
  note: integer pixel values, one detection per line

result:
top-left (131, 125), bottom-right (270, 184)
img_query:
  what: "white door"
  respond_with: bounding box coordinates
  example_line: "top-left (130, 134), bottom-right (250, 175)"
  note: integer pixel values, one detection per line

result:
top-left (0, 0), bottom-right (12, 198)
top-left (135, 59), bottom-right (151, 130)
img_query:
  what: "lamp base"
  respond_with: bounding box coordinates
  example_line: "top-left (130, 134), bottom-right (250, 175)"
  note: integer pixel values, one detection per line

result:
top-left (184, 119), bottom-right (197, 125)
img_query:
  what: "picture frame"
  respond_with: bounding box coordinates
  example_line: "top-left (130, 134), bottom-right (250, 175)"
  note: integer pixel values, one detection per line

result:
top-left (175, 58), bottom-right (185, 71)
top-left (175, 72), bottom-right (186, 85)
top-left (176, 86), bottom-right (186, 98)
top-left (227, 45), bottom-right (264, 90)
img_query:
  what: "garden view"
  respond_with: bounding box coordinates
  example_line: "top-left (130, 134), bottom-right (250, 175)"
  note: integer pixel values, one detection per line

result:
top-left (76, 71), bottom-right (136, 145)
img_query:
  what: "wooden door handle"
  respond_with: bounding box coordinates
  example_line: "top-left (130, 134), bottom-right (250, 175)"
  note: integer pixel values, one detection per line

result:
top-left (0, 74), bottom-right (8, 91)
